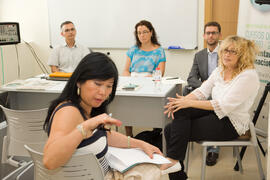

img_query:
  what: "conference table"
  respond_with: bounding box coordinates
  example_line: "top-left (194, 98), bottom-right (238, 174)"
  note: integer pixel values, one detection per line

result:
top-left (0, 75), bottom-right (185, 152)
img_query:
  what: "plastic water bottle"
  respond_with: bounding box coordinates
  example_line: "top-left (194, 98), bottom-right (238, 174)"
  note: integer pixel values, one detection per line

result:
top-left (153, 67), bottom-right (162, 91)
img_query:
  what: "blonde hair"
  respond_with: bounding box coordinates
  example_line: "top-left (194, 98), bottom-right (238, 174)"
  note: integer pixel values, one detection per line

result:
top-left (218, 35), bottom-right (259, 78)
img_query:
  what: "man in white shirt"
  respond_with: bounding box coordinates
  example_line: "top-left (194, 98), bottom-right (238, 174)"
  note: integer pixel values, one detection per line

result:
top-left (48, 21), bottom-right (90, 73)
top-left (183, 21), bottom-right (222, 166)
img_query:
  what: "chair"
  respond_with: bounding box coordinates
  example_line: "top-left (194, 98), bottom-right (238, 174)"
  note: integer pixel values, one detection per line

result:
top-left (185, 123), bottom-right (266, 180)
top-left (24, 144), bottom-right (105, 180)
top-left (234, 82), bottom-right (270, 170)
top-left (1, 105), bottom-right (48, 180)
top-left (185, 83), bottom-right (270, 180)
top-left (186, 122), bottom-right (265, 180)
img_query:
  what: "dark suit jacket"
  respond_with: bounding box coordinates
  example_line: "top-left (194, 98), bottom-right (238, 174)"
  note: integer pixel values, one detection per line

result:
top-left (183, 48), bottom-right (210, 96)
top-left (187, 48), bottom-right (209, 88)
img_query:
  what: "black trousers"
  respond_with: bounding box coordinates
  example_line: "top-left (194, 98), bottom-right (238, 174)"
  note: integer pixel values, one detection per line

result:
top-left (165, 108), bottom-right (239, 161)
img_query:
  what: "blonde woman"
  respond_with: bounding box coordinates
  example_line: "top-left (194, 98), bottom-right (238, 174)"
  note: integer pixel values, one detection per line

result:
top-left (162, 36), bottom-right (260, 180)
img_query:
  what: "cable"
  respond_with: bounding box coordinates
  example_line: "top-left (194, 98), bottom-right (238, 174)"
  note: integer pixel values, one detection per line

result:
top-left (23, 40), bottom-right (49, 74)
top-left (14, 44), bottom-right (21, 79)
top-left (0, 47), bottom-right (4, 84)
top-left (24, 40), bottom-right (49, 74)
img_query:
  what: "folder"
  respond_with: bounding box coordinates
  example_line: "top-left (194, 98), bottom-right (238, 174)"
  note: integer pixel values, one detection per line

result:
top-left (47, 72), bottom-right (72, 81)
top-left (49, 72), bottom-right (72, 78)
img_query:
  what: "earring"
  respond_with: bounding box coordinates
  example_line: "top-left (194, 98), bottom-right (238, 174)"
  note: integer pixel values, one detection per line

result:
top-left (77, 87), bottom-right (80, 96)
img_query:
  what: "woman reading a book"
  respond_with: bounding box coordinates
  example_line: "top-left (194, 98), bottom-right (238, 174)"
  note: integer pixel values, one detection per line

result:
top-left (43, 52), bottom-right (177, 179)
top-left (162, 36), bottom-right (260, 180)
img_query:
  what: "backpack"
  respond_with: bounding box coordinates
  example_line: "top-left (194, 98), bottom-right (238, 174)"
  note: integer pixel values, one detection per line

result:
top-left (134, 128), bottom-right (162, 151)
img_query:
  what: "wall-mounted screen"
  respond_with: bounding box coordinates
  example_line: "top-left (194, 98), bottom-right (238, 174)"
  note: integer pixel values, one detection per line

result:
top-left (0, 22), bottom-right (21, 45)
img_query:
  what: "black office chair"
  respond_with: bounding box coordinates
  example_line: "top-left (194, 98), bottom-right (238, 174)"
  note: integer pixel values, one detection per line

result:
top-left (234, 82), bottom-right (270, 171)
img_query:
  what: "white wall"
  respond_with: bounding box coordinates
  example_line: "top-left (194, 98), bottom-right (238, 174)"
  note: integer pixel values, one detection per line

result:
top-left (0, 0), bottom-right (205, 85)
top-left (0, 0), bottom-right (51, 83)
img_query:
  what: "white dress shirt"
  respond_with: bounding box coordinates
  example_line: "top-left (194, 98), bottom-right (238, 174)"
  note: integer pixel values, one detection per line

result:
top-left (207, 45), bottom-right (219, 77)
top-left (48, 42), bottom-right (90, 72)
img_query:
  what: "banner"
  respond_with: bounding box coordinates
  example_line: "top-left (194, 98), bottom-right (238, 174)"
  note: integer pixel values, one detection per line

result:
top-left (238, 0), bottom-right (270, 84)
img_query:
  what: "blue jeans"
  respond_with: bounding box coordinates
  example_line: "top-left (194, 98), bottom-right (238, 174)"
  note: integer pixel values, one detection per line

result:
top-left (207, 146), bottom-right (220, 153)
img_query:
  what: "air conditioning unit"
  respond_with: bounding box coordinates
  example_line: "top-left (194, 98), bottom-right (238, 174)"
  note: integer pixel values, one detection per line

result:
top-left (255, 0), bottom-right (270, 5)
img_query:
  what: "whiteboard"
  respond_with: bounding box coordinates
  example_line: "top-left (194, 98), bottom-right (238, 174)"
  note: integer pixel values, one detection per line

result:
top-left (47, 0), bottom-right (198, 49)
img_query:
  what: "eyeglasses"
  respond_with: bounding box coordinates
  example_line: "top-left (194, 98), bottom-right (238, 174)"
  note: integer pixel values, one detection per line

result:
top-left (224, 48), bottom-right (237, 55)
top-left (137, 30), bottom-right (150, 36)
top-left (63, 28), bottom-right (75, 33)
top-left (205, 31), bottom-right (219, 36)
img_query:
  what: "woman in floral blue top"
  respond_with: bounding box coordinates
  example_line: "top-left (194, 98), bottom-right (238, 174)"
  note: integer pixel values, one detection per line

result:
top-left (123, 20), bottom-right (166, 77)
top-left (123, 20), bottom-right (166, 137)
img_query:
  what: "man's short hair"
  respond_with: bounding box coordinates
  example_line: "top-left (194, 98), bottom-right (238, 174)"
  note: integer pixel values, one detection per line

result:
top-left (204, 21), bottom-right (221, 33)
top-left (60, 21), bottom-right (74, 29)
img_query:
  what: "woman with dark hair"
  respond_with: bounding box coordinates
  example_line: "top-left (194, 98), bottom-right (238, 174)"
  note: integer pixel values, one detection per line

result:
top-left (123, 20), bottom-right (166, 137)
top-left (123, 20), bottom-right (166, 77)
top-left (43, 52), bottom-right (169, 179)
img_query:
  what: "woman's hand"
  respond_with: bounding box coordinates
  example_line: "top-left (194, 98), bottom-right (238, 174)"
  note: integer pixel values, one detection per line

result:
top-left (140, 141), bottom-right (163, 159)
top-left (82, 113), bottom-right (122, 138)
top-left (164, 95), bottom-right (191, 119)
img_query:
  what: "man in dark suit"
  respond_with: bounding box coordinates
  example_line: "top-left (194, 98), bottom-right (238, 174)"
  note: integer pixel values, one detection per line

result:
top-left (183, 21), bottom-right (222, 166)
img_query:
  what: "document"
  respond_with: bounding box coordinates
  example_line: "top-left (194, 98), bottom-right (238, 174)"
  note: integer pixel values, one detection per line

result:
top-left (2, 79), bottom-right (59, 90)
top-left (117, 82), bottom-right (141, 91)
top-left (106, 147), bottom-right (170, 173)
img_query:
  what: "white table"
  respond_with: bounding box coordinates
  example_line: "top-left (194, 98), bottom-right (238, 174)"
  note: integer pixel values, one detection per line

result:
top-left (0, 76), bottom-right (184, 152)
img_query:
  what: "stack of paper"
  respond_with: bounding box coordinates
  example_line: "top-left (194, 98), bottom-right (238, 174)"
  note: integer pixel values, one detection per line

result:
top-left (106, 147), bottom-right (170, 173)
top-left (3, 79), bottom-right (59, 90)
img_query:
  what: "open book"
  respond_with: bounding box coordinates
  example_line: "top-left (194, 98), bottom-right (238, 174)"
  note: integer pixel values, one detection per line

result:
top-left (106, 147), bottom-right (170, 173)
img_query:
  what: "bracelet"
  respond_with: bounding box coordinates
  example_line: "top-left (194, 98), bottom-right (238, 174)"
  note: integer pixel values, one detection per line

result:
top-left (127, 136), bottom-right (130, 148)
top-left (76, 124), bottom-right (87, 139)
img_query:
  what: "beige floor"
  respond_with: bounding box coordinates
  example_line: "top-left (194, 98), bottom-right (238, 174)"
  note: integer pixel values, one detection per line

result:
top-left (119, 126), bottom-right (267, 180)
top-left (162, 143), bottom-right (266, 180)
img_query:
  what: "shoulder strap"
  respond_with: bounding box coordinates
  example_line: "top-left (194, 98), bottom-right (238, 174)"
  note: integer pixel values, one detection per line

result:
top-left (47, 102), bottom-right (87, 135)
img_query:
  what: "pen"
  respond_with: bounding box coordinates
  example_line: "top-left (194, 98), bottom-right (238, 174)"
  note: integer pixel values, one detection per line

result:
top-left (166, 77), bottom-right (179, 80)
top-left (97, 113), bottom-right (112, 131)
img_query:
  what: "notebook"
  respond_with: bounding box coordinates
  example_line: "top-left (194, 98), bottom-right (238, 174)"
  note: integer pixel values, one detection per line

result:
top-left (106, 147), bottom-right (170, 173)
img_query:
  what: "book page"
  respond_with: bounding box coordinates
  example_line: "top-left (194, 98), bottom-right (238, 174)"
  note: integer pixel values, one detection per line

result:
top-left (106, 147), bottom-right (170, 173)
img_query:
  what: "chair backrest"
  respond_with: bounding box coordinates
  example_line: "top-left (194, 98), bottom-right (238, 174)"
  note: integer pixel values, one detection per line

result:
top-left (252, 82), bottom-right (270, 125)
top-left (1, 105), bottom-right (48, 157)
top-left (249, 121), bottom-right (259, 146)
top-left (24, 145), bottom-right (105, 180)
